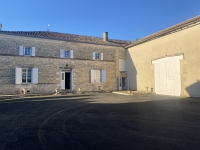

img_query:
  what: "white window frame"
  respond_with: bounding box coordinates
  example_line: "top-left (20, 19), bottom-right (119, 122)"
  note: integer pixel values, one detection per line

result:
top-left (15, 67), bottom-right (38, 84)
top-left (64, 50), bottom-right (70, 58)
top-left (92, 52), bottom-right (103, 60)
top-left (60, 49), bottom-right (73, 59)
top-left (19, 46), bottom-right (35, 56)
top-left (24, 47), bottom-right (32, 56)
top-left (95, 53), bottom-right (100, 60)
top-left (22, 68), bottom-right (32, 84)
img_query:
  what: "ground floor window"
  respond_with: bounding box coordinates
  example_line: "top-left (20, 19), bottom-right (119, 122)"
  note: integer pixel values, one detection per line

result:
top-left (90, 69), bottom-right (106, 83)
top-left (15, 67), bottom-right (38, 84)
top-left (94, 70), bottom-right (101, 82)
top-left (22, 69), bottom-right (32, 83)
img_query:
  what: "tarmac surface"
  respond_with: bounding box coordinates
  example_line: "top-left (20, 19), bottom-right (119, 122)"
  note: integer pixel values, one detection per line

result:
top-left (0, 93), bottom-right (200, 150)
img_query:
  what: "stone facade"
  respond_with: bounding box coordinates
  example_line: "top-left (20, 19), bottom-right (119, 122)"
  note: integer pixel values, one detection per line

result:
top-left (0, 34), bottom-right (127, 94)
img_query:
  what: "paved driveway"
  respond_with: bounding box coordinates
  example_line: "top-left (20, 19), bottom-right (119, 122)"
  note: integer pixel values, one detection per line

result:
top-left (0, 93), bottom-right (200, 150)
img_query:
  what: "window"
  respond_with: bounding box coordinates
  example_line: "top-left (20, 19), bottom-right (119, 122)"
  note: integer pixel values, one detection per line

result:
top-left (60, 49), bottom-right (73, 58)
top-left (90, 69), bottom-right (106, 83)
top-left (24, 47), bottom-right (31, 56)
top-left (22, 69), bottom-right (32, 83)
top-left (95, 53), bottom-right (100, 60)
top-left (64, 51), bottom-right (70, 58)
top-left (15, 67), bottom-right (38, 84)
top-left (92, 52), bottom-right (103, 60)
top-left (94, 70), bottom-right (101, 82)
top-left (19, 46), bottom-right (35, 56)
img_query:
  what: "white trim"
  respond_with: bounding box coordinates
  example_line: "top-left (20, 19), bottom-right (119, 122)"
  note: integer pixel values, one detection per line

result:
top-left (100, 53), bottom-right (103, 60)
top-left (31, 47), bottom-right (35, 56)
top-left (60, 70), bottom-right (73, 90)
top-left (101, 70), bottom-right (106, 82)
top-left (90, 69), bottom-right (94, 82)
top-left (32, 68), bottom-right (38, 84)
top-left (92, 52), bottom-right (95, 60)
top-left (152, 55), bottom-right (183, 64)
top-left (19, 46), bottom-right (24, 56)
top-left (71, 69), bottom-right (73, 90)
top-left (24, 47), bottom-right (32, 56)
top-left (60, 49), bottom-right (64, 58)
top-left (70, 50), bottom-right (73, 59)
top-left (15, 67), bottom-right (22, 84)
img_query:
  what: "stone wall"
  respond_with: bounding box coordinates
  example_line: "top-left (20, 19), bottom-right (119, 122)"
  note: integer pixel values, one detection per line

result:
top-left (0, 35), bottom-right (126, 94)
top-left (0, 35), bottom-right (117, 61)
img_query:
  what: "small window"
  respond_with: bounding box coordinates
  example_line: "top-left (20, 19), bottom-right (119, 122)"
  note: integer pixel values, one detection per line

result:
top-left (64, 51), bottom-right (70, 58)
top-left (95, 53), bottom-right (100, 60)
top-left (24, 47), bottom-right (31, 56)
top-left (22, 69), bottom-right (32, 83)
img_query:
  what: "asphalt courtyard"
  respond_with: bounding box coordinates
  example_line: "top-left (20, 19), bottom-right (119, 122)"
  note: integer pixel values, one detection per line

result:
top-left (0, 93), bottom-right (200, 150)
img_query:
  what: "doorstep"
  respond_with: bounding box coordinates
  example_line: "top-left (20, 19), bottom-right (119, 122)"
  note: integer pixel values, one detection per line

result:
top-left (112, 90), bottom-right (152, 95)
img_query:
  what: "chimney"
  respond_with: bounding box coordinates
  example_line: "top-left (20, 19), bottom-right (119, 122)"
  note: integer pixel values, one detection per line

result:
top-left (103, 32), bottom-right (108, 41)
top-left (0, 24), bottom-right (2, 31)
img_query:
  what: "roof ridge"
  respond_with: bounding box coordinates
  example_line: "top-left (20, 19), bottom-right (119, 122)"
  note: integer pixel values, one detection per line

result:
top-left (0, 30), bottom-right (130, 46)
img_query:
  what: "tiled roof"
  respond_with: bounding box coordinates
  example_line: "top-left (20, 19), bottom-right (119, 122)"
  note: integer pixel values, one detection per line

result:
top-left (126, 15), bottom-right (200, 48)
top-left (0, 31), bottom-right (130, 46)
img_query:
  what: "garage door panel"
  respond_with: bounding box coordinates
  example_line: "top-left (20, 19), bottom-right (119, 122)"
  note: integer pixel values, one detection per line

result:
top-left (153, 56), bottom-right (182, 96)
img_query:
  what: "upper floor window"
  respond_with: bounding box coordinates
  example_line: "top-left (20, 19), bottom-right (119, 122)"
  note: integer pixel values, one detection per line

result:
top-left (60, 49), bottom-right (73, 58)
top-left (19, 46), bottom-right (35, 56)
top-left (92, 52), bottom-right (103, 60)
top-left (95, 53), bottom-right (100, 60)
top-left (24, 47), bottom-right (31, 56)
top-left (64, 50), bottom-right (70, 58)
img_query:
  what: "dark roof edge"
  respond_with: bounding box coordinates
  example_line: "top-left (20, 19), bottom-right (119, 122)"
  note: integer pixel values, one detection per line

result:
top-left (0, 33), bottom-right (128, 47)
top-left (126, 15), bottom-right (200, 48)
top-left (0, 31), bottom-right (130, 47)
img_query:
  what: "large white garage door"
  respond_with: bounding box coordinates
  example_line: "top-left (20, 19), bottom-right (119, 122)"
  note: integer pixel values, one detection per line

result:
top-left (152, 55), bottom-right (183, 96)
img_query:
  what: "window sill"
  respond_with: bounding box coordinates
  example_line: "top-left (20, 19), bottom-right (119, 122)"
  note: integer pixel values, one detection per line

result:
top-left (21, 83), bottom-right (33, 84)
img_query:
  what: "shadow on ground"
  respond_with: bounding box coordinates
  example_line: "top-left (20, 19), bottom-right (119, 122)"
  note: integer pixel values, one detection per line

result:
top-left (0, 94), bottom-right (200, 150)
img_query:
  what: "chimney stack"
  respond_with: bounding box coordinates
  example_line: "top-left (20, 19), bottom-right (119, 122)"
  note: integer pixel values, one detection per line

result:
top-left (0, 24), bottom-right (2, 31)
top-left (103, 32), bottom-right (108, 41)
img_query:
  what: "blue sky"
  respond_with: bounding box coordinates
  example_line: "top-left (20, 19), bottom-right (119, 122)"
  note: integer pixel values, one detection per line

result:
top-left (0, 0), bottom-right (200, 41)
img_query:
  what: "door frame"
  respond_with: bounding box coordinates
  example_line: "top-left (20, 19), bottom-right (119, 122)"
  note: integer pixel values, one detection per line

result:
top-left (118, 77), bottom-right (129, 90)
top-left (60, 69), bottom-right (73, 90)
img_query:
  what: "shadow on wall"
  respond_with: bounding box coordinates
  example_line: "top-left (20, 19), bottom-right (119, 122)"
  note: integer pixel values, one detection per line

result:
top-left (126, 50), bottom-right (137, 90)
top-left (186, 81), bottom-right (200, 97)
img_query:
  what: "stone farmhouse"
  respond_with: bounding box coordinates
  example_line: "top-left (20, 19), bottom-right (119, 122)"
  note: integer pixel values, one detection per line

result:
top-left (0, 28), bottom-right (130, 94)
top-left (0, 15), bottom-right (200, 97)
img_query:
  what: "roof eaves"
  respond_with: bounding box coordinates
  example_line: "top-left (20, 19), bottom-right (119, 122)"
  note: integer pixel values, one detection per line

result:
top-left (0, 31), bottom-right (130, 47)
top-left (126, 15), bottom-right (200, 49)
